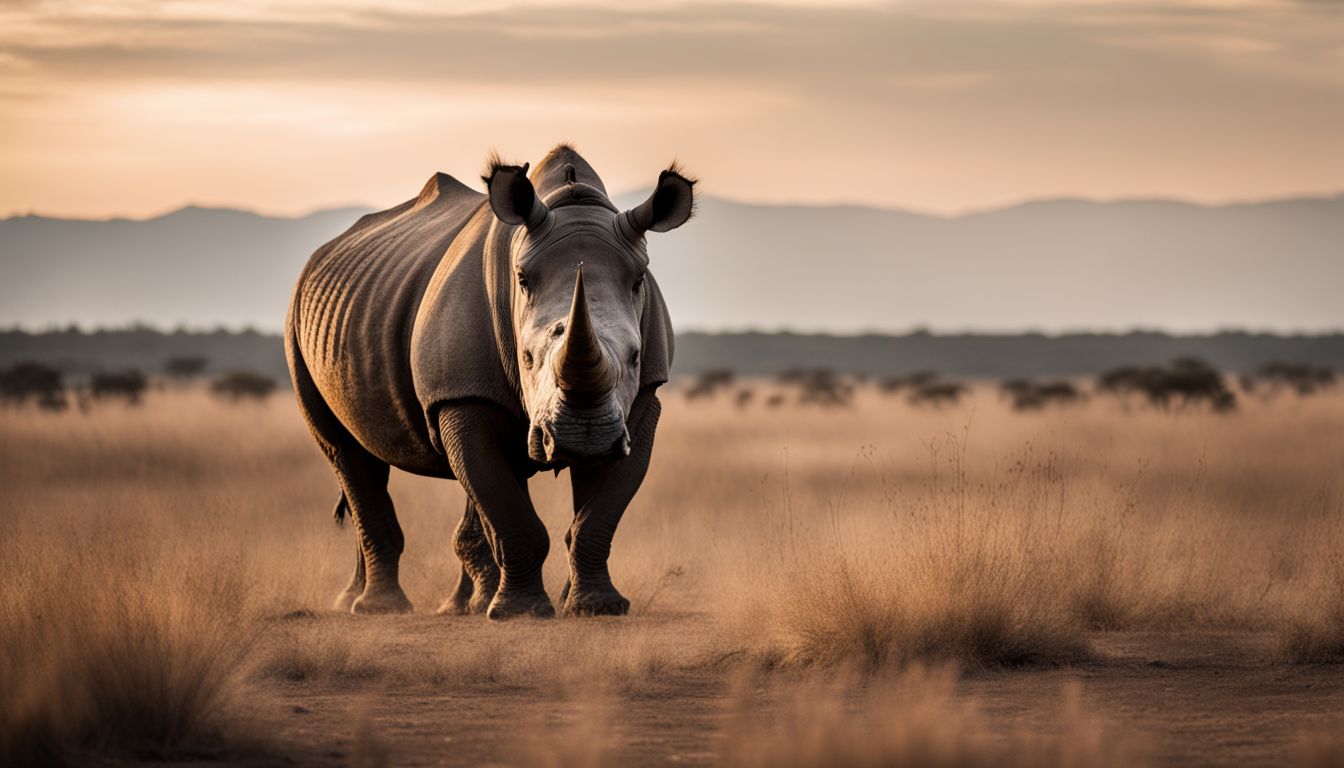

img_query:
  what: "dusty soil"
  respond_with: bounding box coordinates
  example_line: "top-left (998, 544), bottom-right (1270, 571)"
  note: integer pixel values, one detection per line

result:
top-left (233, 614), bottom-right (1344, 767)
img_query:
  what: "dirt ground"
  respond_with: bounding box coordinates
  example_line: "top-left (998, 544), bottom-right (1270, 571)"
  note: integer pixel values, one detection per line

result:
top-left (238, 618), bottom-right (1344, 767)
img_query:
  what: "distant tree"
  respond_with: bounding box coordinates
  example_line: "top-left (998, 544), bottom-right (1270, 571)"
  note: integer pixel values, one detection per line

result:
top-left (210, 370), bottom-right (278, 402)
top-left (795, 369), bottom-right (854, 407)
top-left (685, 369), bottom-right (735, 401)
top-left (1096, 358), bottom-right (1235, 412)
top-left (0, 362), bottom-right (65, 409)
top-left (877, 370), bottom-right (938, 395)
top-left (773, 368), bottom-right (854, 407)
top-left (90, 370), bottom-right (148, 404)
top-left (765, 393), bottom-right (787, 409)
top-left (1242, 362), bottom-right (1336, 397)
top-left (734, 388), bottom-right (754, 409)
top-left (999, 378), bottom-right (1083, 411)
top-left (908, 380), bottom-right (965, 407)
top-left (164, 356), bottom-right (210, 379)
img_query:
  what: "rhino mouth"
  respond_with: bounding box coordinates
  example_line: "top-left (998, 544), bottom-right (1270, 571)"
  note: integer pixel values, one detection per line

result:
top-left (528, 401), bottom-right (630, 465)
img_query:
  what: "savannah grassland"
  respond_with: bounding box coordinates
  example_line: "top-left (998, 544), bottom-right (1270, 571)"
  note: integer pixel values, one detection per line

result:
top-left (4, 382), bottom-right (1344, 767)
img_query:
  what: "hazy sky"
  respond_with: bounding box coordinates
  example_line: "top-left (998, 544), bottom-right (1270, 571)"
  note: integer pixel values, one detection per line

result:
top-left (1, 0), bottom-right (1341, 218)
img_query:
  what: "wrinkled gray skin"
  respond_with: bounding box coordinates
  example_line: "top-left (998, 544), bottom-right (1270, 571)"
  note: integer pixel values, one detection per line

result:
top-left (285, 145), bottom-right (694, 619)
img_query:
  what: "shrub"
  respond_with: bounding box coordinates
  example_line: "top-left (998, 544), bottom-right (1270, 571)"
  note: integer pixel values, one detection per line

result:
top-left (1096, 358), bottom-right (1235, 412)
top-left (0, 362), bottom-right (64, 407)
top-left (89, 370), bottom-right (149, 404)
top-left (877, 370), bottom-right (938, 394)
top-left (210, 371), bottom-right (277, 402)
top-left (1243, 362), bottom-right (1336, 397)
top-left (685, 369), bottom-right (735, 401)
top-left (908, 380), bottom-right (965, 407)
top-left (1000, 379), bottom-right (1083, 411)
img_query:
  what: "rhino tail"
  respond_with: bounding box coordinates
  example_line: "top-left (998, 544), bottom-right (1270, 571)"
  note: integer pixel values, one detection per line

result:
top-left (333, 490), bottom-right (349, 526)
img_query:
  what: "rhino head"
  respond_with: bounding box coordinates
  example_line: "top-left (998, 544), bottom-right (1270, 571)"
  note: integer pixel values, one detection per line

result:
top-left (485, 160), bottom-right (694, 465)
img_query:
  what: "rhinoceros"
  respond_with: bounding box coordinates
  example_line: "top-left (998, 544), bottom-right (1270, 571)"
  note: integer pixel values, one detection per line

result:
top-left (284, 145), bottom-right (694, 619)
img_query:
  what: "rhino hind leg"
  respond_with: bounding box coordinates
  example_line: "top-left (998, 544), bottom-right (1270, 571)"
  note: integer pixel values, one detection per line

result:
top-left (288, 332), bottom-right (411, 615)
top-left (335, 451), bottom-right (413, 615)
top-left (333, 532), bottom-right (366, 612)
top-left (438, 499), bottom-right (500, 615)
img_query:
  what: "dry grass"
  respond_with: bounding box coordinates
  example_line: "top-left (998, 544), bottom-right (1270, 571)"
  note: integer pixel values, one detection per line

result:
top-left (1297, 730), bottom-right (1344, 768)
top-left (1281, 556), bottom-right (1344, 664)
top-left (716, 666), bottom-right (1146, 768)
top-left (0, 526), bottom-right (255, 765)
top-left (516, 666), bottom-right (1149, 768)
top-left (1, 384), bottom-right (1342, 762)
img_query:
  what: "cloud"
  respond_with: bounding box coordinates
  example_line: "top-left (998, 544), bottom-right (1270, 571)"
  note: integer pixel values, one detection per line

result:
top-left (0, 1), bottom-right (1341, 217)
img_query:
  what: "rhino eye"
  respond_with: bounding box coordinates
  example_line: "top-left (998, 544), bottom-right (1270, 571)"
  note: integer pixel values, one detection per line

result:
top-left (517, 271), bottom-right (530, 294)
top-left (632, 275), bottom-right (644, 293)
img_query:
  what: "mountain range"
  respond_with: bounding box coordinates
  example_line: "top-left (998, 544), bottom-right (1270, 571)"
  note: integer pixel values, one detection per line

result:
top-left (2, 192), bottom-right (1341, 333)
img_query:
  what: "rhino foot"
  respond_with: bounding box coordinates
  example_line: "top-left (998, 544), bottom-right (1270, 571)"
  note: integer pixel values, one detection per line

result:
top-left (332, 588), bottom-right (361, 613)
top-left (437, 581), bottom-right (498, 616)
top-left (562, 586), bottom-right (630, 617)
top-left (486, 589), bottom-right (555, 621)
top-left (351, 586), bottom-right (413, 615)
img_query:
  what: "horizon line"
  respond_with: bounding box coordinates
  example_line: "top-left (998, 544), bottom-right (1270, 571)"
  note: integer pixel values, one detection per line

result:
top-left (4, 187), bottom-right (1343, 225)
top-left (5, 324), bottom-right (1344, 339)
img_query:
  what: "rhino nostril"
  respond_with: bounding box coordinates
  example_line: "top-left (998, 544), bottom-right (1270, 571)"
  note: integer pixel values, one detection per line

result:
top-left (629, 349), bottom-right (639, 367)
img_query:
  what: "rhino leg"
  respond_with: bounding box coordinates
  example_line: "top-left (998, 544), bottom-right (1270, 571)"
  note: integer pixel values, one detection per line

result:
top-left (437, 499), bottom-right (500, 615)
top-left (336, 450), bottom-right (413, 615)
top-left (562, 389), bottom-right (660, 617)
top-left (287, 329), bottom-right (409, 615)
top-left (438, 402), bottom-right (554, 620)
top-left (333, 539), bottom-right (366, 612)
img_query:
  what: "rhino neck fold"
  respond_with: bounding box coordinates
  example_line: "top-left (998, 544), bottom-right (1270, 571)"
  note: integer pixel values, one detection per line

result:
top-left (482, 215), bottom-right (522, 405)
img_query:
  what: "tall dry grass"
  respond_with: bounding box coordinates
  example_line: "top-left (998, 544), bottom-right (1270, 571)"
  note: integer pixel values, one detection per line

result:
top-left (716, 667), bottom-right (1147, 768)
top-left (657, 386), bottom-right (1344, 669)
top-left (516, 666), bottom-right (1148, 768)
top-left (0, 526), bottom-right (255, 764)
top-left (2, 383), bottom-right (1342, 761)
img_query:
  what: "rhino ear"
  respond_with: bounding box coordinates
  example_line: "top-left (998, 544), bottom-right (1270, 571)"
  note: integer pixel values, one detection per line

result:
top-left (624, 166), bottom-right (696, 236)
top-left (485, 161), bottom-right (548, 229)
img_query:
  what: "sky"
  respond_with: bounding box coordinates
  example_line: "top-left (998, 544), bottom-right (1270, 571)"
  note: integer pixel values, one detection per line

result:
top-left (1, 0), bottom-right (1341, 219)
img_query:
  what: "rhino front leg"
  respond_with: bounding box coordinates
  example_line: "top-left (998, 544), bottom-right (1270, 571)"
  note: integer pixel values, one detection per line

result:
top-left (438, 402), bottom-right (553, 620)
top-left (563, 390), bottom-right (660, 617)
top-left (437, 499), bottom-right (500, 615)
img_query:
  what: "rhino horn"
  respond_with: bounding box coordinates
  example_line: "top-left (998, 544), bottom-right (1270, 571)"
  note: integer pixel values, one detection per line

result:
top-left (556, 266), bottom-right (616, 401)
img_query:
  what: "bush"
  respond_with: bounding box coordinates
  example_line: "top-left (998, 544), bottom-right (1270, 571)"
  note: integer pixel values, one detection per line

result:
top-left (89, 370), bottom-right (148, 405)
top-left (210, 371), bottom-right (277, 402)
top-left (797, 370), bottom-right (854, 407)
top-left (1097, 358), bottom-right (1235, 412)
top-left (908, 380), bottom-right (965, 408)
top-left (1000, 379), bottom-right (1083, 411)
top-left (877, 370), bottom-right (938, 394)
top-left (685, 369), bottom-right (735, 401)
top-left (0, 363), bottom-right (64, 409)
top-left (1242, 362), bottom-right (1336, 397)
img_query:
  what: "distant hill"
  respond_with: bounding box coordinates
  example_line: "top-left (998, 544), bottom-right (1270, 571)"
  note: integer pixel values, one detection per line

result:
top-left (2, 192), bottom-right (1342, 333)
top-left (3, 327), bottom-right (1341, 382)
top-left (0, 206), bottom-right (367, 331)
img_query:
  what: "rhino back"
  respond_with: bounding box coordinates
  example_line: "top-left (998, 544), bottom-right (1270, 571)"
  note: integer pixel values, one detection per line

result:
top-left (292, 173), bottom-right (484, 474)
